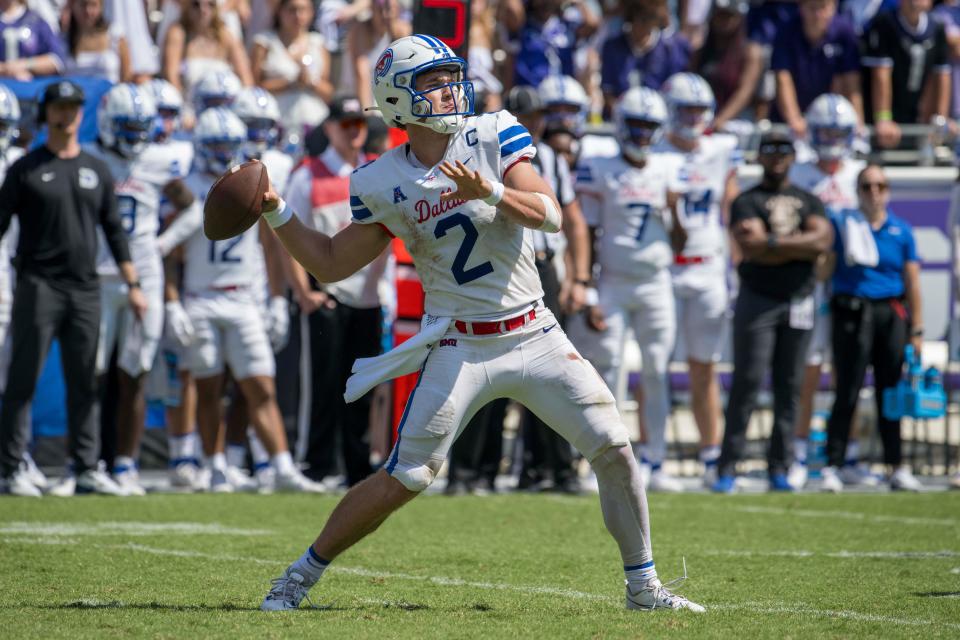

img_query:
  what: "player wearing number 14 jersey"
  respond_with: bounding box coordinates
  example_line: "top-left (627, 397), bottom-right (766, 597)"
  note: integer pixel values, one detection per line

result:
top-left (656, 73), bottom-right (741, 487)
top-left (259, 34), bottom-right (703, 613)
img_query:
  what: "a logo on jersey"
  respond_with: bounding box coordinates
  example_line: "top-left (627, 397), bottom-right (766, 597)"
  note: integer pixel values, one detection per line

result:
top-left (78, 167), bottom-right (99, 190)
top-left (438, 338), bottom-right (458, 348)
top-left (416, 189), bottom-right (465, 223)
top-left (393, 186), bottom-right (408, 203)
top-left (375, 49), bottom-right (393, 79)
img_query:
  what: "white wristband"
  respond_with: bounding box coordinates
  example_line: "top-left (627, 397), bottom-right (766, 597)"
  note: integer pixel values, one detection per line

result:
top-left (263, 197), bottom-right (294, 229)
top-left (535, 192), bottom-right (562, 233)
top-left (584, 286), bottom-right (599, 307)
top-left (482, 180), bottom-right (505, 206)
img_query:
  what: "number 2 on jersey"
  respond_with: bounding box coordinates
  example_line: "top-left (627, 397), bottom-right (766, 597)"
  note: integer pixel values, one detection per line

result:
top-left (434, 213), bottom-right (494, 285)
top-left (208, 237), bottom-right (242, 263)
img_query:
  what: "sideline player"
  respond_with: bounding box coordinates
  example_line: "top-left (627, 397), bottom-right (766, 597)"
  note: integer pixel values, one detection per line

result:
top-left (576, 87), bottom-right (687, 492)
top-left (657, 72), bottom-right (740, 487)
top-left (160, 107), bottom-right (322, 494)
top-left (786, 93), bottom-right (867, 489)
top-left (258, 35), bottom-right (704, 612)
top-left (88, 83), bottom-right (199, 496)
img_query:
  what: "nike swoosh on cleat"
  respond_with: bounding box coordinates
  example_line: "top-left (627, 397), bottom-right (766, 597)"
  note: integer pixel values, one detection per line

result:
top-left (542, 323), bottom-right (557, 333)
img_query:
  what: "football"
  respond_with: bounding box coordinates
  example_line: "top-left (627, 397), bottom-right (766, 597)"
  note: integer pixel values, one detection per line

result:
top-left (203, 160), bottom-right (269, 241)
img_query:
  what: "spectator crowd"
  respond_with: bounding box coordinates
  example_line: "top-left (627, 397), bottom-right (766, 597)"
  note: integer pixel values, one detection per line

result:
top-left (0, 0), bottom-right (959, 498)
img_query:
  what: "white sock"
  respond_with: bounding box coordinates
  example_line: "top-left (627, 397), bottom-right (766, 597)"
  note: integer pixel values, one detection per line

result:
top-left (625, 561), bottom-right (658, 588)
top-left (288, 546), bottom-right (329, 587)
top-left (226, 443), bottom-right (247, 470)
top-left (698, 445), bottom-right (720, 469)
top-left (114, 455), bottom-right (137, 474)
top-left (272, 451), bottom-right (296, 476)
top-left (844, 440), bottom-right (860, 467)
top-left (248, 428), bottom-right (270, 472)
top-left (205, 453), bottom-right (227, 472)
top-left (168, 433), bottom-right (198, 467)
top-left (793, 437), bottom-right (808, 465)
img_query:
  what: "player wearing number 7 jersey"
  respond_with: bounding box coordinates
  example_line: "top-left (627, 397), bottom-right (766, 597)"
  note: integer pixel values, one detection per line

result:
top-left (259, 34), bottom-right (704, 613)
top-left (575, 87), bottom-right (687, 493)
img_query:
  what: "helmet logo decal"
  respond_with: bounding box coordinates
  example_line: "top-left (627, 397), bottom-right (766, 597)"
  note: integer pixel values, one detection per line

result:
top-left (375, 49), bottom-right (394, 79)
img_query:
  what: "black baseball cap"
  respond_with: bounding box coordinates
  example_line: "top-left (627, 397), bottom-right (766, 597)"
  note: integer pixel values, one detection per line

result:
top-left (41, 80), bottom-right (85, 107)
top-left (757, 130), bottom-right (795, 155)
top-left (504, 86), bottom-right (544, 115)
top-left (327, 95), bottom-right (364, 121)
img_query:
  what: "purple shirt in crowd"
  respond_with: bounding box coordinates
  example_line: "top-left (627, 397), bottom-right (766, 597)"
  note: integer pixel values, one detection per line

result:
top-left (747, 0), bottom-right (800, 47)
top-left (512, 15), bottom-right (579, 88)
top-left (0, 9), bottom-right (65, 63)
top-left (600, 29), bottom-right (691, 97)
top-left (932, 2), bottom-right (960, 119)
top-left (770, 14), bottom-right (860, 118)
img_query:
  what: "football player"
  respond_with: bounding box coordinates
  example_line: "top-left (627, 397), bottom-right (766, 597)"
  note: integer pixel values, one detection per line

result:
top-left (259, 34), bottom-right (703, 613)
top-left (158, 107), bottom-right (322, 494)
top-left (657, 72), bottom-right (741, 487)
top-left (577, 87), bottom-right (687, 492)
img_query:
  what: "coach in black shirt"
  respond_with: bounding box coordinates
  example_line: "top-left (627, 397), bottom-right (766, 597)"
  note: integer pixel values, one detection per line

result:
top-left (0, 81), bottom-right (146, 496)
top-left (712, 132), bottom-right (832, 493)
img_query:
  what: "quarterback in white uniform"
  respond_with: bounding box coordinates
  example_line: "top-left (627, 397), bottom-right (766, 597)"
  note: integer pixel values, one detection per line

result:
top-left (576, 87), bottom-right (686, 492)
top-left (159, 107), bottom-right (322, 495)
top-left (657, 73), bottom-right (741, 485)
top-left (259, 35), bottom-right (703, 613)
top-left (786, 93), bottom-right (866, 489)
top-left (89, 83), bottom-right (200, 496)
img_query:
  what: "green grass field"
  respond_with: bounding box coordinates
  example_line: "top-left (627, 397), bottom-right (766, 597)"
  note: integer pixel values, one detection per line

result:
top-left (2, 491), bottom-right (959, 639)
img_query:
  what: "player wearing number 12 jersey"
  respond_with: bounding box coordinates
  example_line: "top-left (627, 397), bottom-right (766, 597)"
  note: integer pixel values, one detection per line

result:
top-left (259, 34), bottom-right (704, 613)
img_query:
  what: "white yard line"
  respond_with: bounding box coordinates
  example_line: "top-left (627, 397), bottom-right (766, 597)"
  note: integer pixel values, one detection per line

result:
top-left (0, 521), bottom-right (273, 537)
top-left (731, 505), bottom-right (959, 527)
top-left (75, 541), bottom-right (960, 630)
top-left (705, 550), bottom-right (960, 559)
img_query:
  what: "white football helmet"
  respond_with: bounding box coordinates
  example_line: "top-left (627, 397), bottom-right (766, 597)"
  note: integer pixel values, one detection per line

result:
top-left (614, 87), bottom-right (668, 164)
top-left (193, 69), bottom-right (242, 112)
top-left (662, 72), bottom-right (715, 140)
top-left (232, 87), bottom-right (280, 157)
top-left (538, 74), bottom-right (589, 135)
top-left (146, 78), bottom-right (183, 141)
top-left (97, 83), bottom-right (157, 158)
top-left (371, 34), bottom-right (475, 134)
top-left (194, 107), bottom-right (247, 175)
top-left (805, 93), bottom-right (859, 161)
top-left (0, 83), bottom-right (21, 153)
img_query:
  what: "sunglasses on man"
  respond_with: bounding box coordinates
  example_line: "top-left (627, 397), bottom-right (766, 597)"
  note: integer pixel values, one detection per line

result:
top-left (758, 142), bottom-right (795, 156)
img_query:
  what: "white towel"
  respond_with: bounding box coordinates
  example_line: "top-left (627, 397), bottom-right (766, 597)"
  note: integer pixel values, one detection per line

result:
top-left (842, 211), bottom-right (879, 268)
top-left (343, 315), bottom-right (452, 403)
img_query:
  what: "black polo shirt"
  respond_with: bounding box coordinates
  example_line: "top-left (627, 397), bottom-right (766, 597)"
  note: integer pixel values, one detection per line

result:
top-left (0, 145), bottom-right (129, 287)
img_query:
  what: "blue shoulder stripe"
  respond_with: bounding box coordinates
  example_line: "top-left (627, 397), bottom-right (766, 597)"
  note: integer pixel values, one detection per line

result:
top-left (500, 135), bottom-right (533, 156)
top-left (350, 195), bottom-right (365, 207)
top-left (352, 207), bottom-right (373, 220)
top-left (498, 124), bottom-right (528, 144)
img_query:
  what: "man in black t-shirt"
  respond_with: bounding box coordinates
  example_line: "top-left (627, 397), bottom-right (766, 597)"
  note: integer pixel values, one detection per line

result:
top-left (712, 132), bottom-right (832, 493)
top-left (861, 0), bottom-right (951, 148)
top-left (0, 81), bottom-right (146, 497)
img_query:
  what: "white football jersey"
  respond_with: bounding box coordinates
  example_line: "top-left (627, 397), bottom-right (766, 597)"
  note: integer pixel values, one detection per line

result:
top-left (182, 171), bottom-right (266, 294)
top-left (657, 133), bottom-right (741, 279)
top-left (576, 153), bottom-right (682, 280)
top-left (349, 111), bottom-right (542, 319)
top-left (788, 158), bottom-right (864, 214)
top-left (143, 140), bottom-right (195, 222)
top-left (88, 143), bottom-right (179, 277)
top-left (0, 147), bottom-right (23, 297)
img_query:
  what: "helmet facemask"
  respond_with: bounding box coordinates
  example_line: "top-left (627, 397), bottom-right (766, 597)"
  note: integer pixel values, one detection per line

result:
top-left (397, 61), bottom-right (475, 134)
top-left (811, 125), bottom-right (854, 161)
top-left (619, 118), bottom-right (662, 164)
top-left (241, 116), bottom-right (278, 158)
top-left (112, 115), bottom-right (154, 158)
top-left (671, 104), bottom-right (712, 140)
top-left (201, 138), bottom-right (243, 175)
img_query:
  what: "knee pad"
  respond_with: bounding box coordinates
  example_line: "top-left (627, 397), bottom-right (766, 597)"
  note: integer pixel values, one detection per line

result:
top-left (388, 457), bottom-right (443, 492)
top-left (590, 444), bottom-right (635, 482)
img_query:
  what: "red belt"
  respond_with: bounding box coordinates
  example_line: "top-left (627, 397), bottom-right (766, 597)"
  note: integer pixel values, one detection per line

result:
top-left (674, 255), bottom-right (711, 265)
top-left (211, 285), bottom-right (244, 292)
top-left (454, 309), bottom-right (536, 335)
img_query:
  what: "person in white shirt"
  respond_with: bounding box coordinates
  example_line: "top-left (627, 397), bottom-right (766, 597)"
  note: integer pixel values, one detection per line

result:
top-left (257, 34), bottom-right (703, 614)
